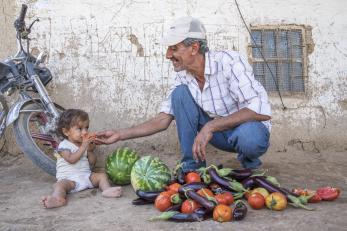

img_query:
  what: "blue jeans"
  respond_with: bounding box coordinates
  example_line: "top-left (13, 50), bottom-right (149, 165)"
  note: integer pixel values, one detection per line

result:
top-left (171, 85), bottom-right (270, 172)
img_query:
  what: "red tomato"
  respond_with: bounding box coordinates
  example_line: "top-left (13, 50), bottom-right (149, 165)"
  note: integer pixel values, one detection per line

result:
top-left (166, 183), bottom-right (182, 193)
top-left (308, 193), bottom-right (322, 203)
top-left (215, 192), bottom-right (234, 205)
top-left (154, 194), bottom-right (172, 212)
top-left (213, 204), bottom-right (233, 222)
top-left (248, 192), bottom-right (265, 209)
top-left (181, 199), bottom-right (201, 214)
top-left (197, 188), bottom-right (214, 198)
top-left (316, 187), bottom-right (341, 201)
top-left (184, 172), bottom-right (201, 183)
top-left (223, 192), bottom-right (234, 205)
top-left (159, 191), bottom-right (175, 197)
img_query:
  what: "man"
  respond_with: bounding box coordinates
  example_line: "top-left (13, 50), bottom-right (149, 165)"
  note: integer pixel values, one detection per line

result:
top-left (97, 17), bottom-right (271, 172)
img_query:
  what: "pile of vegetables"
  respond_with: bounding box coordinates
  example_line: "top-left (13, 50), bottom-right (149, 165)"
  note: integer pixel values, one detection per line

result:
top-left (132, 164), bottom-right (341, 222)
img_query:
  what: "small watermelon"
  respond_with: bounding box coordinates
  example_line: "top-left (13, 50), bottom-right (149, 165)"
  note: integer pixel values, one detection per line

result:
top-left (105, 147), bottom-right (140, 185)
top-left (131, 155), bottom-right (171, 192)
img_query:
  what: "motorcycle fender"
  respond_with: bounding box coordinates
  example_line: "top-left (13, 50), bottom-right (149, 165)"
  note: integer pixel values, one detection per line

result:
top-left (6, 99), bottom-right (43, 126)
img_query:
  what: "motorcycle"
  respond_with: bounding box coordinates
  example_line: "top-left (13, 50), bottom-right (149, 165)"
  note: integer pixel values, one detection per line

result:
top-left (0, 4), bottom-right (64, 176)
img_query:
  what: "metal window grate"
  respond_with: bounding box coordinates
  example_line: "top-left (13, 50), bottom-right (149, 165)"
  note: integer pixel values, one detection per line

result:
top-left (251, 29), bottom-right (305, 93)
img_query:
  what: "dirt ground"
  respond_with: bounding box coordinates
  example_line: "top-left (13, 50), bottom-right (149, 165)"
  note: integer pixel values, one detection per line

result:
top-left (0, 145), bottom-right (346, 231)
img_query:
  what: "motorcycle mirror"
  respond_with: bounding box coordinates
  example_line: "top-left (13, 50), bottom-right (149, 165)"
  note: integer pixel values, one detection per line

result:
top-left (35, 51), bottom-right (47, 65)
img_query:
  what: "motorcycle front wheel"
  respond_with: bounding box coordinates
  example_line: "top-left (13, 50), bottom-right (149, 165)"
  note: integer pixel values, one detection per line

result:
top-left (13, 101), bottom-right (64, 176)
top-left (0, 94), bottom-right (9, 137)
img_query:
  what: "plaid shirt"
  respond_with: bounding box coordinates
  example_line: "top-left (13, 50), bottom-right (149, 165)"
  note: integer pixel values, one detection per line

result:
top-left (160, 50), bottom-right (271, 130)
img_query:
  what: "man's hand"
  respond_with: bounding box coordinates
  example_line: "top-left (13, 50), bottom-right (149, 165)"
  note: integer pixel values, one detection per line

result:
top-left (95, 130), bottom-right (121, 144)
top-left (192, 125), bottom-right (213, 162)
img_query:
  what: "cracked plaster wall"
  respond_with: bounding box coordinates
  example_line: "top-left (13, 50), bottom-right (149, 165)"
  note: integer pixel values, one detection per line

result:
top-left (0, 0), bottom-right (346, 155)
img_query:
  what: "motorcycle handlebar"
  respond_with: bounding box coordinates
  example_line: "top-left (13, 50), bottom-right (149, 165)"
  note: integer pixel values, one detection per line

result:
top-left (19, 4), bottom-right (28, 23)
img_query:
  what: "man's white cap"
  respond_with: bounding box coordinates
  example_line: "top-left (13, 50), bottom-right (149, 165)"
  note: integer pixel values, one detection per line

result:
top-left (161, 16), bottom-right (207, 46)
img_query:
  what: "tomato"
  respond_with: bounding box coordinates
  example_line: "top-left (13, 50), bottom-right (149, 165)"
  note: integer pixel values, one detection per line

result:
top-left (159, 190), bottom-right (175, 197)
top-left (197, 188), bottom-right (214, 198)
top-left (265, 192), bottom-right (287, 211)
top-left (316, 187), bottom-right (341, 201)
top-left (248, 192), bottom-right (265, 209)
top-left (308, 193), bottom-right (322, 203)
top-left (213, 204), bottom-right (233, 222)
top-left (184, 172), bottom-right (201, 183)
top-left (215, 192), bottom-right (234, 205)
top-left (251, 187), bottom-right (269, 199)
top-left (181, 199), bottom-right (201, 214)
top-left (154, 193), bottom-right (172, 212)
top-left (166, 183), bottom-right (182, 193)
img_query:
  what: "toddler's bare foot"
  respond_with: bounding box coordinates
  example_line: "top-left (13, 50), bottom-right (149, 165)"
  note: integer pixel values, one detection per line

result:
top-left (41, 196), bottom-right (66, 209)
top-left (102, 187), bottom-right (122, 198)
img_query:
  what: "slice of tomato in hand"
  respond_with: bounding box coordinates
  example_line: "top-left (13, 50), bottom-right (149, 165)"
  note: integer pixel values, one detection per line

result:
top-left (316, 186), bottom-right (341, 201)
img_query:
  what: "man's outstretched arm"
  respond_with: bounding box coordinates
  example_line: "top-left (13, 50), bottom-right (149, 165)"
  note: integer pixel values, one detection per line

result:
top-left (96, 112), bottom-right (174, 144)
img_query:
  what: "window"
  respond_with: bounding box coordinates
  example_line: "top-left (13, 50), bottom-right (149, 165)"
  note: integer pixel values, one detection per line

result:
top-left (250, 26), bottom-right (308, 94)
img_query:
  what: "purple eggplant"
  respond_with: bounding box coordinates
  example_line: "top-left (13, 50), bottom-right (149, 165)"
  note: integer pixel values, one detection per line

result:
top-left (136, 190), bottom-right (162, 202)
top-left (208, 168), bottom-right (246, 192)
top-left (168, 212), bottom-right (205, 222)
top-left (165, 203), bottom-right (182, 212)
top-left (132, 197), bottom-right (153, 205)
top-left (253, 176), bottom-right (314, 210)
top-left (241, 177), bottom-right (257, 190)
top-left (233, 200), bottom-right (248, 221)
top-left (227, 169), bottom-right (253, 181)
top-left (174, 167), bottom-right (186, 185)
top-left (184, 190), bottom-right (216, 211)
top-left (178, 182), bottom-right (206, 194)
top-left (253, 176), bottom-right (297, 199)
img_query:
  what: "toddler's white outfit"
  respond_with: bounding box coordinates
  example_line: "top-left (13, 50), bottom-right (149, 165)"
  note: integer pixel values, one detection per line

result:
top-left (56, 139), bottom-right (94, 193)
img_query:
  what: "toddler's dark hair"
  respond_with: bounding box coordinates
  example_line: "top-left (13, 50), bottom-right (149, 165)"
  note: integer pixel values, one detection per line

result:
top-left (57, 109), bottom-right (89, 138)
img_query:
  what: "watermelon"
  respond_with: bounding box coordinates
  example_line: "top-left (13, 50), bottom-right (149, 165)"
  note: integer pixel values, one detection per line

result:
top-left (131, 155), bottom-right (171, 192)
top-left (105, 147), bottom-right (140, 185)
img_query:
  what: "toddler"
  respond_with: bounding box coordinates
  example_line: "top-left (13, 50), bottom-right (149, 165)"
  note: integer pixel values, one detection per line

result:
top-left (42, 109), bottom-right (122, 208)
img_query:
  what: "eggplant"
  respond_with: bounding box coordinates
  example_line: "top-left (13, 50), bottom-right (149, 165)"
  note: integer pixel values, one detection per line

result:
top-left (178, 182), bottom-right (206, 194)
top-left (253, 176), bottom-right (297, 199)
top-left (150, 210), bottom-right (205, 222)
top-left (233, 200), bottom-right (248, 221)
top-left (208, 168), bottom-right (246, 192)
top-left (253, 176), bottom-right (314, 210)
top-left (185, 190), bottom-right (215, 211)
top-left (174, 167), bottom-right (186, 185)
top-left (165, 203), bottom-right (182, 212)
top-left (227, 169), bottom-right (253, 181)
top-left (132, 197), bottom-right (153, 205)
top-left (136, 190), bottom-right (162, 202)
top-left (168, 212), bottom-right (204, 222)
top-left (241, 177), bottom-right (257, 190)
